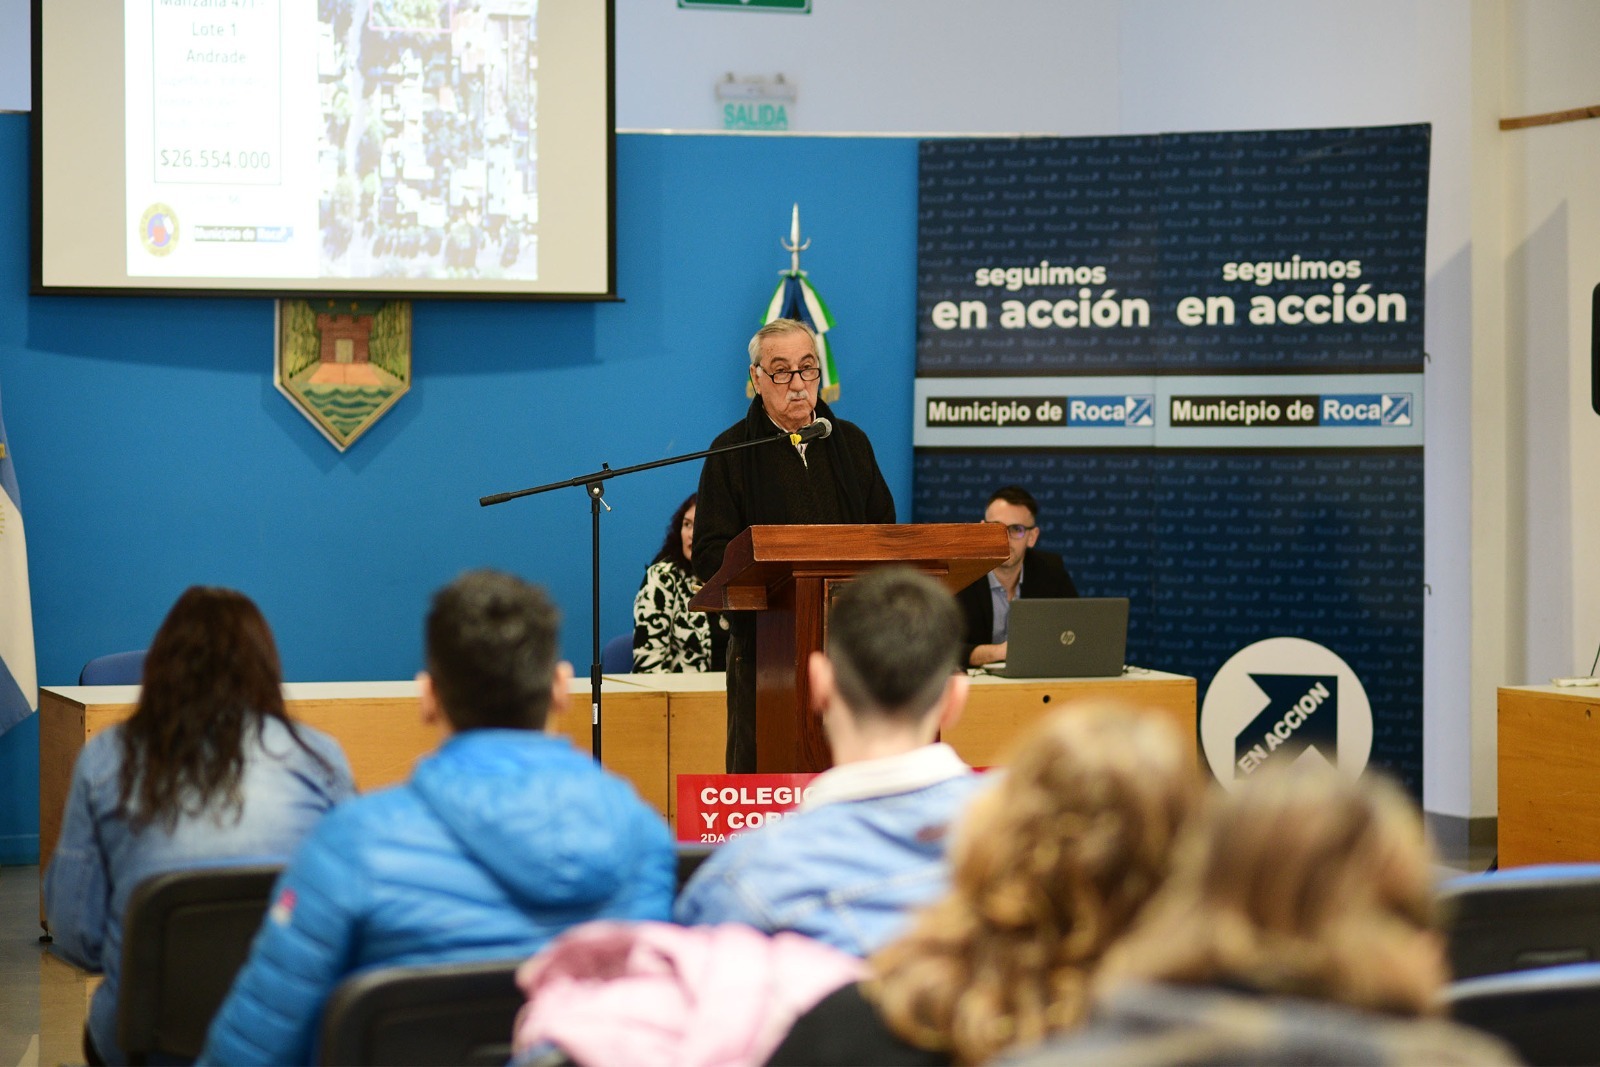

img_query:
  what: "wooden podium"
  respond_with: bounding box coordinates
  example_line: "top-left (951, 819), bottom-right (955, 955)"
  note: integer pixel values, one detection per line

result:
top-left (690, 523), bottom-right (1007, 772)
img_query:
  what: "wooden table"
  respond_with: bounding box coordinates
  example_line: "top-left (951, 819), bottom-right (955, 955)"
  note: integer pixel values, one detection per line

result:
top-left (1499, 684), bottom-right (1600, 866)
top-left (39, 669), bottom-right (1196, 915)
top-left (953, 668), bottom-right (1197, 766)
top-left (606, 667), bottom-right (1198, 819)
top-left (36, 679), bottom-right (662, 897)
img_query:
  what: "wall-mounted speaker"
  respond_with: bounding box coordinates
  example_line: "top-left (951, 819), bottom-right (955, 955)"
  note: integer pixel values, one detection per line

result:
top-left (1593, 282), bottom-right (1600, 415)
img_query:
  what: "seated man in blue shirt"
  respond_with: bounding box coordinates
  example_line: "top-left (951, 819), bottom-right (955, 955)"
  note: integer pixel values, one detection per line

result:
top-left (956, 484), bottom-right (1078, 668)
top-left (675, 566), bottom-right (985, 956)
top-left (204, 570), bottom-right (675, 1066)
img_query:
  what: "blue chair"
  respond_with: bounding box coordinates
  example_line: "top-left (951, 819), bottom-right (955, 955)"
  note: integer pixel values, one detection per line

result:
top-left (1445, 962), bottom-right (1600, 1065)
top-left (600, 633), bottom-right (634, 674)
top-left (79, 650), bottom-right (147, 686)
top-left (1439, 863), bottom-right (1600, 980)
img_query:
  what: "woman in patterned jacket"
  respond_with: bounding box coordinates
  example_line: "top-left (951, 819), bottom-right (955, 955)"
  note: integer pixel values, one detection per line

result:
top-left (632, 492), bottom-right (726, 672)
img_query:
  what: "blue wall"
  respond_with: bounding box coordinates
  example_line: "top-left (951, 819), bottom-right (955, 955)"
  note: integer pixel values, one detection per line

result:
top-left (0, 115), bottom-right (920, 862)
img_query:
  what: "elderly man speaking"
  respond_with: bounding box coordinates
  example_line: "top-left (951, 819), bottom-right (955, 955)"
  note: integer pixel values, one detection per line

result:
top-left (694, 318), bottom-right (895, 773)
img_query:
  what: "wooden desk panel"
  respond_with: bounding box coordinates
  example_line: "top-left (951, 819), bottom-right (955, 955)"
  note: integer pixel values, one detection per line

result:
top-left (949, 671), bottom-right (1198, 768)
top-left (36, 680), bottom-right (660, 895)
top-left (38, 683), bottom-right (434, 886)
top-left (37, 689), bottom-right (108, 906)
top-left (607, 669), bottom-right (1198, 815)
top-left (39, 669), bottom-right (1196, 920)
top-left (548, 688), bottom-right (670, 817)
top-left (1499, 685), bottom-right (1600, 867)
top-left (668, 689), bottom-right (730, 792)
top-left (606, 673), bottom-right (728, 821)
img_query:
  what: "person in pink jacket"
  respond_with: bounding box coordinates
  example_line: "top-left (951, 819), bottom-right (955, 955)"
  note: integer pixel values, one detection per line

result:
top-left (510, 921), bottom-right (864, 1067)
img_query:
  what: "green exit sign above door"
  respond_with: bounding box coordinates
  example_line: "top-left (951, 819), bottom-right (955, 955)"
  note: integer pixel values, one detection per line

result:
top-left (679, 0), bottom-right (812, 11)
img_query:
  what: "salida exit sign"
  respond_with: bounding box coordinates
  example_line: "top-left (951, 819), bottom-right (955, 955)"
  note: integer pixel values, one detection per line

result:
top-left (716, 73), bottom-right (796, 131)
top-left (724, 101), bottom-right (790, 130)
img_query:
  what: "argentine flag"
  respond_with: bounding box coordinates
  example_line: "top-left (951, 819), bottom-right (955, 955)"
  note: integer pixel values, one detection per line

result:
top-left (0, 378), bottom-right (35, 736)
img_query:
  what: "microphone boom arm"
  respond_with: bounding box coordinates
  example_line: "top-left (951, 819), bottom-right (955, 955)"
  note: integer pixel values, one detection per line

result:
top-left (479, 423), bottom-right (823, 508)
top-left (477, 417), bottom-right (830, 767)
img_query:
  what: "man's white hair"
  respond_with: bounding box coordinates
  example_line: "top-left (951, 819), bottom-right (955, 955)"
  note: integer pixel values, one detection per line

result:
top-left (748, 318), bottom-right (818, 365)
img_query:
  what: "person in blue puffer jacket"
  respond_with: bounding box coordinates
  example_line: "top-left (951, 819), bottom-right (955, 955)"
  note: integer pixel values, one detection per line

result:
top-left (202, 570), bottom-right (675, 1067)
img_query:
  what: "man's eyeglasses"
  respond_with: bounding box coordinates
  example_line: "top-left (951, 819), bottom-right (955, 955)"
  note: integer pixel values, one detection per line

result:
top-left (758, 364), bottom-right (821, 385)
top-left (990, 521), bottom-right (1037, 539)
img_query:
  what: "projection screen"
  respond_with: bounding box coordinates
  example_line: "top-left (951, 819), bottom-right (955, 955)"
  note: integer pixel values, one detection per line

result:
top-left (33, 0), bottom-right (614, 299)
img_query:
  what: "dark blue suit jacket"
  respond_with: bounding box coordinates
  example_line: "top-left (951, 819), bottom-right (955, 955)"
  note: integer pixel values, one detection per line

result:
top-left (955, 547), bottom-right (1078, 665)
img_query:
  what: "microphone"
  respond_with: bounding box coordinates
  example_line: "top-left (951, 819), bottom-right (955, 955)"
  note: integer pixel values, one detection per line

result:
top-left (789, 417), bottom-right (833, 444)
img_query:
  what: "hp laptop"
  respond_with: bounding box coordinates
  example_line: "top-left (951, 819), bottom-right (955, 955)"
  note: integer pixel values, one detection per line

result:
top-left (985, 597), bottom-right (1130, 679)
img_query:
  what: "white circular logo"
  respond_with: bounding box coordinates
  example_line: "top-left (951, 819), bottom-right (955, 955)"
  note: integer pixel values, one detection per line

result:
top-left (1200, 636), bottom-right (1373, 790)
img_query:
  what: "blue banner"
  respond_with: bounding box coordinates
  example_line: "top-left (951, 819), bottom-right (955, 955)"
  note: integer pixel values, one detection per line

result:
top-left (914, 126), bottom-right (1429, 793)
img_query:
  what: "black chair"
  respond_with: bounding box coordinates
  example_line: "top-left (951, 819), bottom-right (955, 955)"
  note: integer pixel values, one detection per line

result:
top-left (675, 841), bottom-right (716, 892)
top-left (116, 864), bottom-right (282, 1066)
top-left (1445, 962), bottom-right (1600, 1065)
top-left (1438, 863), bottom-right (1600, 980)
top-left (318, 958), bottom-right (525, 1066)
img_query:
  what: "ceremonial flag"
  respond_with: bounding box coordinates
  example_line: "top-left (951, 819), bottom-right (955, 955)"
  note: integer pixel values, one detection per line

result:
top-left (755, 204), bottom-right (841, 400)
top-left (0, 377), bottom-right (36, 737)
top-left (761, 271), bottom-right (839, 401)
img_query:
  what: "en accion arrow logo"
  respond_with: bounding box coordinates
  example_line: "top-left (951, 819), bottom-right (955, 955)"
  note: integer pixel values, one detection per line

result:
top-left (1200, 637), bottom-right (1373, 790)
top-left (1234, 674), bottom-right (1338, 774)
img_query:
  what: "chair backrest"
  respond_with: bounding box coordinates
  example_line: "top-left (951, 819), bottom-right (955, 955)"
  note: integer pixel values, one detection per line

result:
top-left (1445, 962), bottom-right (1600, 1065)
top-left (319, 958), bottom-right (524, 1067)
top-left (116, 864), bottom-right (283, 1064)
top-left (1439, 863), bottom-right (1600, 980)
top-left (600, 632), bottom-right (634, 674)
top-left (675, 842), bottom-right (716, 893)
top-left (80, 649), bottom-right (147, 686)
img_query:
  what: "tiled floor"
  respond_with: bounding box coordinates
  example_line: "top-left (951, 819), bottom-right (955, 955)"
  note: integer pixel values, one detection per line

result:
top-left (0, 867), bottom-right (93, 1067)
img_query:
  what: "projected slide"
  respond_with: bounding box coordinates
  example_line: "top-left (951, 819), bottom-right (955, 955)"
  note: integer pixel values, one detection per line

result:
top-left (124, 0), bottom-right (539, 282)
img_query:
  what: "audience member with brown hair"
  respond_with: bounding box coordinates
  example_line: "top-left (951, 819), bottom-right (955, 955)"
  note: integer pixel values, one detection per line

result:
top-left (676, 567), bottom-right (985, 957)
top-left (768, 704), bottom-right (1199, 1066)
top-left (45, 586), bottom-right (355, 1066)
top-left (1005, 768), bottom-right (1519, 1067)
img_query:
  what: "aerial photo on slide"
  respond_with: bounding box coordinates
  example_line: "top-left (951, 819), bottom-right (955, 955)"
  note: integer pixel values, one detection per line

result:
top-left (315, 0), bottom-right (540, 281)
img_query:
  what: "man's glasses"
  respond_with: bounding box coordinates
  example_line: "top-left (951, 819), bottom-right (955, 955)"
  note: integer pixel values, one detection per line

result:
top-left (758, 364), bottom-right (821, 385)
top-left (990, 521), bottom-right (1037, 539)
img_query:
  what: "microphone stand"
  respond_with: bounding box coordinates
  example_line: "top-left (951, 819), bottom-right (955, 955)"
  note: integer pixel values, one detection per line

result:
top-left (479, 422), bottom-right (827, 764)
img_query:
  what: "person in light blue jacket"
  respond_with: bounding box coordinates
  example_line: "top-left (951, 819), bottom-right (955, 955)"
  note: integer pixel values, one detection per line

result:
top-left (675, 567), bottom-right (989, 956)
top-left (203, 570), bottom-right (676, 1067)
top-left (45, 587), bottom-right (355, 1066)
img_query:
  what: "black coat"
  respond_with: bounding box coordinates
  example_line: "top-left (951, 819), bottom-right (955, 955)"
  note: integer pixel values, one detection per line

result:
top-left (692, 397), bottom-right (895, 771)
top-left (768, 982), bottom-right (949, 1067)
top-left (693, 397), bottom-right (896, 585)
top-left (955, 546), bottom-right (1077, 665)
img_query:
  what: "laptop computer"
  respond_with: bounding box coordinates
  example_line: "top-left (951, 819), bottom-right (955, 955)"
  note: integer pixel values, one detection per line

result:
top-left (985, 597), bottom-right (1130, 679)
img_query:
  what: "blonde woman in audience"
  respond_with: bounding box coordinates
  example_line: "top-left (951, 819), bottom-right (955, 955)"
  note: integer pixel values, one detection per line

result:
top-left (1004, 767), bottom-right (1518, 1067)
top-left (768, 704), bottom-right (1200, 1066)
top-left (44, 587), bottom-right (354, 1066)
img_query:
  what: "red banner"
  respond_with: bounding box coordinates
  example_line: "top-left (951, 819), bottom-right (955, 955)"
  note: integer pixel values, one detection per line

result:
top-left (675, 773), bottom-right (820, 843)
